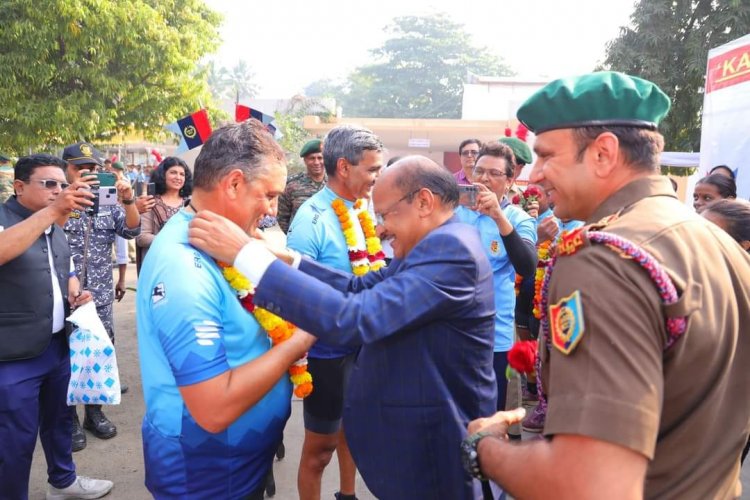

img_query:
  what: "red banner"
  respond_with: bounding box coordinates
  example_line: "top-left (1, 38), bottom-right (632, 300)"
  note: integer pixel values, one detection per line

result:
top-left (706, 43), bottom-right (750, 93)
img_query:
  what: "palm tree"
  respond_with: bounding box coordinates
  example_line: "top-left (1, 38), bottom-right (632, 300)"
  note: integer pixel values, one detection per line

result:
top-left (225, 60), bottom-right (259, 102)
top-left (202, 60), bottom-right (229, 101)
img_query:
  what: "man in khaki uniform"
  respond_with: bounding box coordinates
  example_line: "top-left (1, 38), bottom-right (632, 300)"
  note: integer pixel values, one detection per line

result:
top-left (277, 139), bottom-right (326, 233)
top-left (463, 72), bottom-right (750, 499)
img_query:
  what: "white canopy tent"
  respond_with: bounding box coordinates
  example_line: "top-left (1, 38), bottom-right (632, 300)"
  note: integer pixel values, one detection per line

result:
top-left (661, 152), bottom-right (700, 168)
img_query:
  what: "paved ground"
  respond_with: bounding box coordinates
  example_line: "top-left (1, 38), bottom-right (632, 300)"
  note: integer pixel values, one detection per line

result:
top-left (27, 230), bottom-right (750, 499)
top-left (29, 244), bottom-right (375, 500)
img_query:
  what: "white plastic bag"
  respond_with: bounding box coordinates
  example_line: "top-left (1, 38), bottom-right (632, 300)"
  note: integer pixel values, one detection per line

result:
top-left (66, 301), bottom-right (121, 405)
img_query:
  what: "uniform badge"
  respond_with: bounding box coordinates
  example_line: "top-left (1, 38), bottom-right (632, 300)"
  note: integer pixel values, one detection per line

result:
top-left (549, 290), bottom-right (585, 355)
top-left (489, 240), bottom-right (500, 255)
top-left (80, 144), bottom-right (92, 157)
top-left (558, 228), bottom-right (586, 256)
top-left (69, 210), bottom-right (81, 219)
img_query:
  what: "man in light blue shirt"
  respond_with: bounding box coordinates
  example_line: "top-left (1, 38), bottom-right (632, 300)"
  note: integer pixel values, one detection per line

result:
top-left (456, 142), bottom-right (537, 411)
top-left (136, 120), bottom-right (314, 499)
top-left (286, 124), bottom-right (384, 500)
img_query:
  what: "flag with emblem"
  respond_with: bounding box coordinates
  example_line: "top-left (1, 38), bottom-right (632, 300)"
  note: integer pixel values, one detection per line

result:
top-left (164, 109), bottom-right (213, 153)
top-left (235, 103), bottom-right (283, 140)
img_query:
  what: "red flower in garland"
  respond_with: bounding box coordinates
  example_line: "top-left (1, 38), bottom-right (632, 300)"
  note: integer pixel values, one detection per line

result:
top-left (508, 340), bottom-right (538, 374)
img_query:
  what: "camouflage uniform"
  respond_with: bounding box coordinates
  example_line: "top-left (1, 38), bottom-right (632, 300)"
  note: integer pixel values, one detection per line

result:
top-left (0, 167), bottom-right (14, 204)
top-left (277, 172), bottom-right (326, 233)
top-left (64, 205), bottom-right (140, 339)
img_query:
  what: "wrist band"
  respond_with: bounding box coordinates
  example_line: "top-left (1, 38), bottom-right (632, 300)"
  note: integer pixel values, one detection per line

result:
top-left (122, 198), bottom-right (135, 205)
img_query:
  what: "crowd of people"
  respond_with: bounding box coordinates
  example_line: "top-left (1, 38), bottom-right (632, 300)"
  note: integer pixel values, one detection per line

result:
top-left (1, 70), bottom-right (749, 500)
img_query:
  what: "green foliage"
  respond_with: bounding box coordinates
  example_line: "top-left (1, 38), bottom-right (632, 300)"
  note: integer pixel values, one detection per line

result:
top-left (601, 0), bottom-right (750, 152)
top-left (661, 165), bottom-right (697, 177)
top-left (274, 95), bottom-right (330, 175)
top-left (0, 0), bottom-right (222, 154)
top-left (323, 13), bottom-right (513, 119)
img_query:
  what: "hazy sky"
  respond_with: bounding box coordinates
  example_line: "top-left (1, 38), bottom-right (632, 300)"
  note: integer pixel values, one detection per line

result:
top-left (205, 0), bottom-right (637, 98)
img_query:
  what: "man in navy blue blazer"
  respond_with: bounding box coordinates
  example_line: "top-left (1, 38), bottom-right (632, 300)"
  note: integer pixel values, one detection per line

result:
top-left (189, 156), bottom-right (498, 499)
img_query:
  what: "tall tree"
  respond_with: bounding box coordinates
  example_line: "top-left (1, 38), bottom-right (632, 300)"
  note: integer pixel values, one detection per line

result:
top-left (203, 60), bottom-right (230, 101)
top-left (275, 95), bottom-right (333, 174)
top-left (338, 13), bottom-right (513, 119)
top-left (0, 0), bottom-right (222, 154)
top-left (224, 60), bottom-right (259, 102)
top-left (601, 0), bottom-right (750, 151)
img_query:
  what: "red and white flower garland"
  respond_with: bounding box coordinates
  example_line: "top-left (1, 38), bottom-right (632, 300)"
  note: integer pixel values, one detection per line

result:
top-left (331, 198), bottom-right (387, 275)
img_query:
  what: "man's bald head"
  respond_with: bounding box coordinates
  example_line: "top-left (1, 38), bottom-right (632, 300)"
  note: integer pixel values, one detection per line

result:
top-left (377, 155), bottom-right (459, 209)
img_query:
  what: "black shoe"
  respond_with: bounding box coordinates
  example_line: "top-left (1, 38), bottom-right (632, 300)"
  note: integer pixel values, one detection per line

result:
top-left (264, 468), bottom-right (276, 497)
top-left (120, 383), bottom-right (129, 394)
top-left (83, 407), bottom-right (117, 439)
top-left (334, 493), bottom-right (358, 500)
top-left (275, 441), bottom-right (285, 461)
top-left (71, 412), bottom-right (86, 452)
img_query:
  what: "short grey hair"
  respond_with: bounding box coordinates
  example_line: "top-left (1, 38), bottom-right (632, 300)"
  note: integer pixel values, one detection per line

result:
top-left (193, 119), bottom-right (285, 189)
top-left (323, 124), bottom-right (384, 177)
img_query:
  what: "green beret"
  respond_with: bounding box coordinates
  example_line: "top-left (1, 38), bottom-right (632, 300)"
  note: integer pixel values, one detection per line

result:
top-left (299, 139), bottom-right (322, 157)
top-left (112, 161), bottom-right (125, 171)
top-left (517, 71), bottom-right (671, 134)
top-left (498, 137), bottom-right (532, 165)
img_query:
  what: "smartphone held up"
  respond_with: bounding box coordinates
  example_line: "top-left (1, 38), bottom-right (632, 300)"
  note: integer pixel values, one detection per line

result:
top-left (458, 184), bottom-right (478, 208)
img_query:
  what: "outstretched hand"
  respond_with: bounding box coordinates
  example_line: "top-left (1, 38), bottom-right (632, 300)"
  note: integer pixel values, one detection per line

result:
top-left (188, 210), bottom-right (252, 264)
top-left (467, 407), bottom-right (527, 438)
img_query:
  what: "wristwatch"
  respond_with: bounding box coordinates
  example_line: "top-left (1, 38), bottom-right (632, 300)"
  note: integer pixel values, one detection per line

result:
top-left (461, 431), bottom-right (494, 480)
top-left (122, 198), bottom-right (135, 205)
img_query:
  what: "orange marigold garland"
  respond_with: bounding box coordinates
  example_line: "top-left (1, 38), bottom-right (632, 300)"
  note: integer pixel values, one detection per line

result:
top-left (532, 241), bottom-right (553, 319)
top-left (331, 198), bottom-right (386, 275)
top-left (218, 263), bottom-right (313, 398)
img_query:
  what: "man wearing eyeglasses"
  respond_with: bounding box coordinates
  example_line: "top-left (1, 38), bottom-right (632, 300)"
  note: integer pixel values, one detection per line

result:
top-left (283, 125), bottom-right (383, 500)
top-left (455, 143), bottom-right (537, 418)
top-left (0, 154), bottom-right (114, 499)
top-left (454, 139), bottom-right (481, 185)
top-left (188, 155), bottom-right (498, 499)
top-left (61, 142), bottom-right (141, 452)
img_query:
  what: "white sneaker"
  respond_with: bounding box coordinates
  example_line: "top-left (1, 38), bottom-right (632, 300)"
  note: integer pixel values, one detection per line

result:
top-left (47, 476), bottom-right (114, 499)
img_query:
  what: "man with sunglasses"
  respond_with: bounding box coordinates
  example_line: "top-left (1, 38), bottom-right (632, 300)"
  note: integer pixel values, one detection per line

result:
top-left (61, 142), bottom-right (141, 451)
top-left (454, 139), bottom-right (481, 185)
top-left (0, 154), bottom-right (114, 499)
top-left (188, 155), bottom-right (498, 499)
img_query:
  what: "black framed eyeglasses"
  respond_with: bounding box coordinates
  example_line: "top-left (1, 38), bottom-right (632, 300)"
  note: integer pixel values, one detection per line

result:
top-left (33, 179), bottom-right (70, 190)
top-left (375, 189), bottom-right (421, 225)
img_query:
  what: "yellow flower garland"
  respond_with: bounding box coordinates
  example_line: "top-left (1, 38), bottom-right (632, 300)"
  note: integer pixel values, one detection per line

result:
top-left (331, 198), bottom-right (387, 275)
top-left (218, 263), bottom-right (313, 398)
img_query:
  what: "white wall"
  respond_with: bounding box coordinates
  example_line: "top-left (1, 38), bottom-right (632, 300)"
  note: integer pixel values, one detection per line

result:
top-left (462, 80), bottom-right (546, 120)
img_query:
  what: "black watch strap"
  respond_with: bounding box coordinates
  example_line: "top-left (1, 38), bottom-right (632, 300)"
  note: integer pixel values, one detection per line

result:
top-left (461, 431), bottom-right (494, 481)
